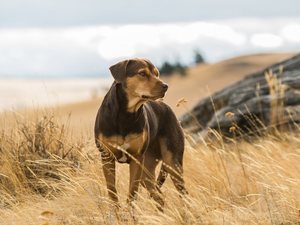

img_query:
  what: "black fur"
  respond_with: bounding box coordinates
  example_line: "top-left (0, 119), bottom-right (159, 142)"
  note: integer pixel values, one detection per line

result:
top-left (95, 82), bottom-right (145, 138)
top-left (94, 58), bottom-right (187, 208)
top-left (94, 81), bottom-right (184, 162)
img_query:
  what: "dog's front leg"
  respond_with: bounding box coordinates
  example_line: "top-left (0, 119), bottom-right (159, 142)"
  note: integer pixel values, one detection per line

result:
top-left (128, 156), bottom-right (143, 203)
top-left (101, 151), bottom-right (118, 204)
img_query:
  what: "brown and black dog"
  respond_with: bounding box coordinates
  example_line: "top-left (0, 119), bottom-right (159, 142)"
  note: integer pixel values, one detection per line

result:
top-left (94, 58), bottom-right (187, 209)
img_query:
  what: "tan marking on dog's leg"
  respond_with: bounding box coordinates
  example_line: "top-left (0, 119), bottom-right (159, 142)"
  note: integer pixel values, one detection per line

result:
top-left (159, 139), bottom-right (188, 195)
top-left (141, 151), bottom-right (164, 211)
top-left (128, 156), bottom-right (143, 203)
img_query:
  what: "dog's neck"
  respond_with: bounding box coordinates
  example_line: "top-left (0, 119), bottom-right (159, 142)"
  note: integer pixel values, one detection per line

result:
top-left (96, 82), bottom-right (146, 138)
top-left (107, 83), bottom-right (146, 135)
top-left (125, 93), bottom-right (146, 112)
top-left (116, 82), bottom-right (145, 113)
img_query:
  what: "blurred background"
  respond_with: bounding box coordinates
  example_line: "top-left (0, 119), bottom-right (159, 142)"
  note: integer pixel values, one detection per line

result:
top-left (0, 0), bottom-right (299, 111)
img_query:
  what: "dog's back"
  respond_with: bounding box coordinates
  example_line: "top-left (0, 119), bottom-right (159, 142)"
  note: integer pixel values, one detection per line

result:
top-left (143, 100), bottom-right (184, 156)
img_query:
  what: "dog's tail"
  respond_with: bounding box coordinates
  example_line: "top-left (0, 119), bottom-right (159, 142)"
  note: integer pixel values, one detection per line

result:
top-left (157, 164), bottom-right (168, 188)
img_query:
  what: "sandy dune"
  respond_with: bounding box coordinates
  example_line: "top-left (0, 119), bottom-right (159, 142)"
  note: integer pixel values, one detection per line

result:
top-left (163, 52), bottom-right (294, 115)
top-left (58, 53), bottom-right (294, 122)
top-left (3, 53), bottom-right (293, 132)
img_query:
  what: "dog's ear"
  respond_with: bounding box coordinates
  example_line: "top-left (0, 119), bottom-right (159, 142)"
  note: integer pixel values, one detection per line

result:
top-left (109, 60), bottom-right (130, 83)
top-left (142, 58), bottom-right (153, 66)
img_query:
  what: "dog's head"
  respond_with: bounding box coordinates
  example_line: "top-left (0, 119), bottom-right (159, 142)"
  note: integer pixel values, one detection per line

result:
top-left (109, 58), bottom-right (168, 101)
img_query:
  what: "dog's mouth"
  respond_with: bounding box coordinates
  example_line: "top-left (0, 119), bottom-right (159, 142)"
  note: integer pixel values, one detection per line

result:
top-left (141, 95), bottom-right (152, 99)
top-left (141, 93), bottom-right (165, 100)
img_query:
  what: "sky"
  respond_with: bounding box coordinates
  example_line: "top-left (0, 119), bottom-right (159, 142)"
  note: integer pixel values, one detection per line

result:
top-left (1, 0), bottom-right (300, 27)
top-left (0, 0), bottom-right (300, 77)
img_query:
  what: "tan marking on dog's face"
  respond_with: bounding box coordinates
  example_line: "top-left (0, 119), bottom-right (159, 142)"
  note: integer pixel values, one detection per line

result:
top-left (124, 59), bottom-right (167, 111)
top-left (126, 74), bottom-right (161, 98)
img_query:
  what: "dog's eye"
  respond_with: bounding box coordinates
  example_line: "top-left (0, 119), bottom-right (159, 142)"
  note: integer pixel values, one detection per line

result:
top-left (139, 71), bottom-right (147, 77)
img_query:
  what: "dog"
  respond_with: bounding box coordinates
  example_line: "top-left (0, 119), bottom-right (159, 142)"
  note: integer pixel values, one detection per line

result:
top-left (94, 58), bottom-right (187, 209)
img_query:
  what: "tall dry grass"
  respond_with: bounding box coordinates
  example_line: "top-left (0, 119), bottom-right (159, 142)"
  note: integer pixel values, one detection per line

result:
top-left (0, 111), bottom-right (299, 225)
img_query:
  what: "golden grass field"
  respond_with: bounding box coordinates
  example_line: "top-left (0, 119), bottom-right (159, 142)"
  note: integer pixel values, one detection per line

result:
top-left (0, 53), bottom-right (299, 225)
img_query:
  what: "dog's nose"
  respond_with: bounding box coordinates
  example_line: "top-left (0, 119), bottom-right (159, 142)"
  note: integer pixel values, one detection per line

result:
top-left (162, 83), bottom-right (168, 91)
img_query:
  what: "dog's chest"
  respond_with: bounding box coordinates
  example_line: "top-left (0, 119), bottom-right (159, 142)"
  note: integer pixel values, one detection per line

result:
top-left (98, 130), bottom-right (148, 161)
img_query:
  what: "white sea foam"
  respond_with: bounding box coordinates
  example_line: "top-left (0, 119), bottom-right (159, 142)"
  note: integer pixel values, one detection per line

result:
top-left (0, 78), bottom-right (112, 111)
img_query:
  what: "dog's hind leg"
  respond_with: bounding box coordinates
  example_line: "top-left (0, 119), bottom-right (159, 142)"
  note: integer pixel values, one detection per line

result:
top-left (141, 149), bottom-right (164, 210)
top-left (159, 138), bottom-right (188, 196)
top-left (157, 164), bottom-right (168, 188)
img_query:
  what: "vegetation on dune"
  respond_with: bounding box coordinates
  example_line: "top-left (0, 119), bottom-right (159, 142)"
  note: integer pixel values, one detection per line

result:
top-left (0, 116), bottom-right (83, 204)
top-left (181, 54), bottom-right (300, 140)
top-left (159, 50), bottom-right (205, 76)
top-left (193, 49), bottom-right (205, 64)
top-left (159, 61), bottom-right (188, 76)
top-left (0, 112), bottom-right (299, 225)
